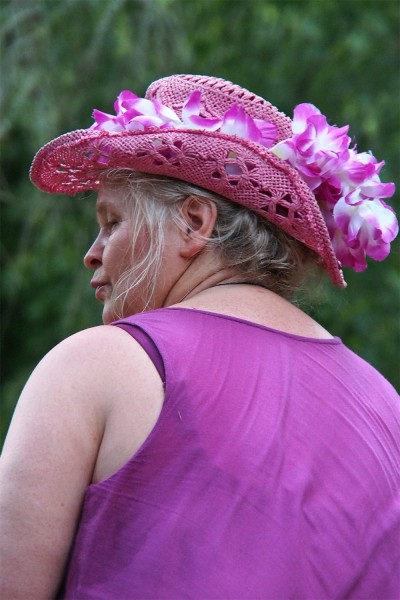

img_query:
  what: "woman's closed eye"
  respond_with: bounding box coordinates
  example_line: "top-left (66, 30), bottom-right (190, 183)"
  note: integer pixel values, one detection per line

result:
top-left (107, 220), bottom-right (119, 232)
top-left (99, 219), bottom-right (119, 235)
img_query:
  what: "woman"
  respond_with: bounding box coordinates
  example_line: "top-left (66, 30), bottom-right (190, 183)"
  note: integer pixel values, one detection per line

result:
top-left (1, 75), bottom-right (399, 599)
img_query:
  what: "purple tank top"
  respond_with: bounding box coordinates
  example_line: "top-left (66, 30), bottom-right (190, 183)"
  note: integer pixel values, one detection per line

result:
top-left (62, 308), bottom-right (400, 599)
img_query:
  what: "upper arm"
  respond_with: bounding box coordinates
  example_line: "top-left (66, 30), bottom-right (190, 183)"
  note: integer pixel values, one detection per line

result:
top-left (0, 325), bottom-right (140, 599)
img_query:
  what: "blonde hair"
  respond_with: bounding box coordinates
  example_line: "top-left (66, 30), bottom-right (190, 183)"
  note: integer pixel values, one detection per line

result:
top-left (100, 170), bottom-right (320, 316)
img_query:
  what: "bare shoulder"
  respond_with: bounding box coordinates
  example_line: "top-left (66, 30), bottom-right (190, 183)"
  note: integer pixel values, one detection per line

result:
top-left (24, 324), bottom-right (161, 399)
top-left (42, 323), bottom-right (149, 372)
top-left (0, 324), bottom-right (163, 598)
top-left (42, 324), bottom-right (165, 482)
top-left (76, 325), bottom-right (165, 483)
top-left (4, 323), bottom-right (164, 480)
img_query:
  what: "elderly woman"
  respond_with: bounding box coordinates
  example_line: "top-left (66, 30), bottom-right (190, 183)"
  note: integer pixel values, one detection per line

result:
top-left (1, 75), bottom-right (399, 599)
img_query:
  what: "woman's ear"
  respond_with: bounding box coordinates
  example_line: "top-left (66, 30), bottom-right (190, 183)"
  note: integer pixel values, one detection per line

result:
top-left (179, 196), bottom-right (217, 259)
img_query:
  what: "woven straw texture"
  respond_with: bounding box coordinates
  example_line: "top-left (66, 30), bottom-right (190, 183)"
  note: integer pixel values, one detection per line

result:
top-left (147, 74), bottom-right (293, 141)
top-left (30, 74), bottom-right (345, 287)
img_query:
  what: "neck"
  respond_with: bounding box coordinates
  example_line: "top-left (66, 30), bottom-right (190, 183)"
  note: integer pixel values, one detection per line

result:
top-left (162, 251), bottom-right (240, 307)
top-left (180, 279), bottom-right (268, 301)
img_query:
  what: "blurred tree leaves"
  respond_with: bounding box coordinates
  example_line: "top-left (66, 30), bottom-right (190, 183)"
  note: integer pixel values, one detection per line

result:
top-left (1, 0), bottom-right (399, 442)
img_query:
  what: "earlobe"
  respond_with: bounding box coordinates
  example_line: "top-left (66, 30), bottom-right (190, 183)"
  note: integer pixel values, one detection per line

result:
top-left (179, 196), bottom-right (217, 259)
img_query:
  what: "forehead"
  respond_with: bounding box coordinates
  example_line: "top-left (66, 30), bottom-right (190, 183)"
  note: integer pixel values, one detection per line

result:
top-left (96, 182), bottom-right (127, 214)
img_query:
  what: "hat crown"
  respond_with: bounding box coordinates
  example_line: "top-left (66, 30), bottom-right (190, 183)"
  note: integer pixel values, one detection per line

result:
top-left (146, 74), bottom-right (292, 143)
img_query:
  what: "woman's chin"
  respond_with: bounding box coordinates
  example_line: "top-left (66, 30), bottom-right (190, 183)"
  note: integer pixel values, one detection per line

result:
top-left (101, 294), bottom-right (156, 324)
top-left (101, 303), bottom-right (138, 324)
top-left (101, 303), bottom-right (118, 325)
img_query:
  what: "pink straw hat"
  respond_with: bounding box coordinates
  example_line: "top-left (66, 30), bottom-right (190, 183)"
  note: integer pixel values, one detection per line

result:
top-left (30, 75), bottom-right (397, 287)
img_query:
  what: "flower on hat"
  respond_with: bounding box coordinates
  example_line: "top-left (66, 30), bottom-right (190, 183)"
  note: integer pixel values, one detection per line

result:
top-left (332, 197), bottom-right (398, 271)
top-left (272, 103), bottom-right (397, 271)
top-left (180, 91), bottom-right (224, 131)
top-left (219, 104), bottom-right (277, 147)
top-left (272, 103), bottom-right (350, 192)
top-left (92, 90), bottom-right (181, 132)
top-left (91, 90), bottom-right (277, 148)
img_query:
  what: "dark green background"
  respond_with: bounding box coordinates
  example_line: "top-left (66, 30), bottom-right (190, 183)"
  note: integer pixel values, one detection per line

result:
top-left (1, 0), bottom-right (399, 444)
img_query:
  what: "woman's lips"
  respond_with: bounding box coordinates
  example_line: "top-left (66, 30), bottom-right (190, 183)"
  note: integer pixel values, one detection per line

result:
top-left (91, 281), bottom-right (109, 301)
top-left (95, 285), bottom-right (108, 301)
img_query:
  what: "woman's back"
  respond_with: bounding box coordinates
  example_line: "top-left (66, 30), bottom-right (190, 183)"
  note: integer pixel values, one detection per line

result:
top-left (62, 307), bottom-right (400, 599)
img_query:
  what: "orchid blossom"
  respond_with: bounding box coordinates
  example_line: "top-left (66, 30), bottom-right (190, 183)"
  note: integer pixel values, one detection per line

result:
top-left (332, 197), bottom-right (398, 270)
top-left (181, 91), bottom-right (223, 131)
top-left (271, 103), bottom-right (397, 271)
top-left (92, 90), bottom-right (181, 132)
top-left (91, 90), bottom-right (277, 148)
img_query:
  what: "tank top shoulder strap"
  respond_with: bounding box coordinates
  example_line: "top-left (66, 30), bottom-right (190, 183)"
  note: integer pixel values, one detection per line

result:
top-left (112, 321), bottom-right (165, 383)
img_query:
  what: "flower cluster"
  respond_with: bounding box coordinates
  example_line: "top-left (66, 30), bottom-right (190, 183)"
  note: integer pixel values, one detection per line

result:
top-left (91, 90), bottom-right (277, 148)
top-left (272, 104), bottom-right (397, 271)
top-left (91, 91), bottom-right (397, 272)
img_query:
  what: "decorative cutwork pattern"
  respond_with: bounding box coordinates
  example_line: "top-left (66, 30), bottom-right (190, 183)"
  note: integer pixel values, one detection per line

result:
top-left (31, 127), bottom-right (343, 286)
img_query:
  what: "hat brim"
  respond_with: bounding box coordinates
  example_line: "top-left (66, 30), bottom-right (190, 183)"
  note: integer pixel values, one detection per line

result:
top-left (30, 127), bottom-right (345, 287)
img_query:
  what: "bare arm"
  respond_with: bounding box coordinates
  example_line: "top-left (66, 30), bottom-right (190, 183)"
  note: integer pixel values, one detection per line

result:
top-left (0, 325), bottom-right (159, 599)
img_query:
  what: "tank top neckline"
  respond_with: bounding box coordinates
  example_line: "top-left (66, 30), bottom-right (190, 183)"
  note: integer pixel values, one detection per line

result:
top-left (144, 306), bottom-right (342, 344)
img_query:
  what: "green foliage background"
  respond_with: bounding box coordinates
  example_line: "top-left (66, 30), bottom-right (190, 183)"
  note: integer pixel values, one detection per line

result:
top-left (1, 0), bottom-right (399, 443)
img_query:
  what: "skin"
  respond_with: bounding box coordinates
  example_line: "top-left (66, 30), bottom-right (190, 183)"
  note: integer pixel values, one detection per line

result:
top-left (0, 184), bottom-right (332, 599)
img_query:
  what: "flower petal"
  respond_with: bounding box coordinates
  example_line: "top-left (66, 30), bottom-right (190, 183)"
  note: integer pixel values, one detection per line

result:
top-left (360, 180), bottom-right (395, 200)
top-left (253, 118), bottom-right (277, 147)
top-left (125, 115), bottom-right (168, 130)
top-left (292, 103), bottom-right (322, 134)
top-left (152, 99), bottom-right (181, 124)
top-left (333, 196), bottom-right (398, 268)
top-left (92, 110), bottom-right (125, 132)
top-left (182, 91), bottom-right (202, 123)
top-left (114, 90), bottom-right (139, 114)
top-left (181, 91), bottom-right (223, 130)
top-left (220, 105), bottom-right (264, 144)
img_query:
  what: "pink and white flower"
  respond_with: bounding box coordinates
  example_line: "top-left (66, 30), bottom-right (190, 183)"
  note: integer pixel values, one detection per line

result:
top-left (92, 90), bottom-right (181, 132)
top-left (273, 103), bottom-right (350, 191)
top-left (272, 103), bottom-right (397, 271)
top-left (332, 197), bottom-right (398, 271)
top-left (181, 91), bottom-right (223, 131)
top-left (91, 89), bottom-right (277, 148)
top-left (220, 104), bottom-right (277, 147)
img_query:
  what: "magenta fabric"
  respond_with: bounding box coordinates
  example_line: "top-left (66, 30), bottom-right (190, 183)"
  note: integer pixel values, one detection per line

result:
top-left (61, 308), bottom-right (400, 599)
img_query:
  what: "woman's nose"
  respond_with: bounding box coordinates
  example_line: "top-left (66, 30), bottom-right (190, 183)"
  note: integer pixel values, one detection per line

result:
top-left (84, 235), bottom-right (103, 270)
